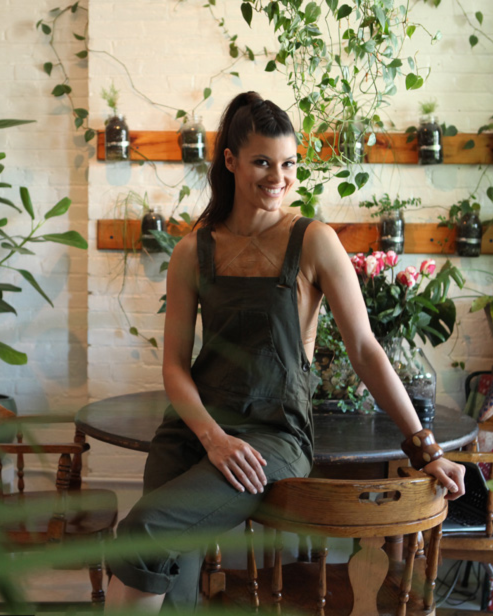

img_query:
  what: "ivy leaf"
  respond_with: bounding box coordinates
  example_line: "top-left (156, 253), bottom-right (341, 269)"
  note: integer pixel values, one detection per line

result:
top-left (17, 269), bottom-right (53, 306)
top-left (203, 87), bottom-right (211, 100)
top-left (0, 218), bottom-right (7, 226)
top-left (20, 187), bottom-right (35, 220)
top-left (475, 11), bottom-right (483, 25)
top-left (387, 59), bottom-right (402, 68)
top-left (75, 50), bottom-right (88, 59)
top-left (442, 124), bottom-right (458, 137)
top-left (41, 23), bottom-right (52, 35)
top-left (51, 84), bottom-right (72, 97)
top-left (44, 197), bottom-right (71, 220)
top-left (336, 4), bottom-right (352, 20)
top-left (74, 108), bottom-right (88, 119)
top-left (71, 2), bottom-right (79, 13)
top-left (245, 46), bottom-right (255, 61)
top-left (74, 117), bottom-right (83, 129)
top-left (0, 342), bottom-right (28, 366)
top-left (230, 71), bottom-right (240, 77)
top-left (43, 62), bottom-right (53, 76)
top-left (355, 172), bottom-right (369, 189)
top-left (469, 35), bottom-right (479, 48)
top-left (463, 140), bottom-right (475, 150)
top-left (367, 132), bottom-right (376, 146)
top-left (305, 2), bottom-right (321, 24)
top-left (406, 25), bottom-right (416, 38)
top-left (129, 327), bottom-right (139, 336)
top-left (178, 185), bottom-right (191, 204)
top-left (326, 0), bottom-right (338, 13)
top-left (73, 32), bottom-right (86, 41)
top-left (301, 202), bottom-right (315, 218)
top-left (335, 169), bottom-right (350, 178)
top-left (40, 231), bottom-right (88, 249)
top-left (241, 2), bottom-right (253, 27)
top-left (486, 187), bottom-right (493, 202)
top-left (373, 5), bottom-right (386, 30)
top-left (160, 261), bottom-right (170, 273)
top-left (84, 129), bottom-right (96, 142)
top-left (338, 182), bottom-right (356, 198)
top-left (405, 73), bottom-right (423, 90)
top-left (265, 60), bottom-right (277, 72)
top-left (149, 337), bottom-right (158, 349)
top-left (176, 109), bottom-right (187, 120)
top-left (302, 114), bottom-right (315, 134)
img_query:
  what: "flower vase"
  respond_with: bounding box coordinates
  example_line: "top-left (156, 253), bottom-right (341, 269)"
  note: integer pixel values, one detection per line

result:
top-left (380, 210), bottom-right (405, 254)
top-left (456, 211), bottom-right (482, 257)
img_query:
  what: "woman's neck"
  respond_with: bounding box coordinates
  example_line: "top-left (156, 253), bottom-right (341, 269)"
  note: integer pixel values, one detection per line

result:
top-left (223, 208), bottom-right (286, 237)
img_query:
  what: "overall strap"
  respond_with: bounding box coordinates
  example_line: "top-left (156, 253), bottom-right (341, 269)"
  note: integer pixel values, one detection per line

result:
top-left (197, 227), bottom-right (216, 283)
top-left (278, 217), bottom-right (314, 287)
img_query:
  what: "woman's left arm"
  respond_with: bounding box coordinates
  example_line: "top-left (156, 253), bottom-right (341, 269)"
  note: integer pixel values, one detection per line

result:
top-left (302, 222), bottom-right (465, 499)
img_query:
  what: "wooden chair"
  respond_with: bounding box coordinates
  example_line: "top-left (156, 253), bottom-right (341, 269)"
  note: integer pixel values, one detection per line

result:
top-left (0, 405), bottom-right (118, 607)
top-left (225, 468), bottom-right (447, 616)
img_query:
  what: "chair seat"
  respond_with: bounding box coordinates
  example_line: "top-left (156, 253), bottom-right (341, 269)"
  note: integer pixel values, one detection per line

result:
top-left (3, 489), bottom-right (118, 544)
top-left (224, 561), bottom-right (434, 616)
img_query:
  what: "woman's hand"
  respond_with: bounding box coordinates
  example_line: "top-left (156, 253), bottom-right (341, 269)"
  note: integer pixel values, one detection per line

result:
top-left (422, 457), bottom-right (466, 500)
top-left (204, 430), bottom-right (267, 494)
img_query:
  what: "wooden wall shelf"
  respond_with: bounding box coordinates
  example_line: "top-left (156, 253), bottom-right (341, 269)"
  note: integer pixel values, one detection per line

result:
top-left (96, 131), bottom-right (493, 165)
top-left (97, 219), bottom-right (493, 255)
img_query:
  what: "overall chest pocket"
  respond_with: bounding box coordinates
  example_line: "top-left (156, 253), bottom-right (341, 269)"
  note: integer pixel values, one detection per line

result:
top-left (193, 308), bottom-right (287, 400)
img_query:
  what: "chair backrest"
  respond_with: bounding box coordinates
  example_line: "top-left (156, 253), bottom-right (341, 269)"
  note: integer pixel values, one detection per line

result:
top-left (252, 468), bottom-right (448, 538)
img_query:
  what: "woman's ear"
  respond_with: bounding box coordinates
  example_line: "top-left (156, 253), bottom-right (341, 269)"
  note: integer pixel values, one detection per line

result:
top-left (224, 148), bottom-right (236, 173)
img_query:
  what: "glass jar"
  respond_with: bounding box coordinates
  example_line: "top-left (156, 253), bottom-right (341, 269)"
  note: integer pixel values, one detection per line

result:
top-left (456, 212), bottom-right (482, 257)
top-left (338, 121), bottom-right (365, 163)
top-left (180, 114), bottom-right (206, 163)
top-left (380, 210), bottom-right (405, 254)
top-left (141, 207), bottom-right (165, 253)
top-left (417, 115), bottom-right (443, 165)
top-left (105, 115), bottom-right (130, 161)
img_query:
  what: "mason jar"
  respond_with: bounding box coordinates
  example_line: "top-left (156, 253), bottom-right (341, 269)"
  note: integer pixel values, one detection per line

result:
top-left (417, 115), bottom-right (443, 165)
top-left (380, 210), bottom-right (405, 254)
top-left (141, 207), bottom-right (165, 253)
top-left (456, 211), bottom-right (482, 257)
top-left (338, 121), bottom-right (365, 163)
top-left (105, 115), bottom-right (130, 161)
top-left (180, 114), bottom-right (206, 163)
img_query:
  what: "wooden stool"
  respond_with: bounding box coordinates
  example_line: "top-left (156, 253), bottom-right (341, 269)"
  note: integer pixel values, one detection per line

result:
top-left (228, 468), bottom-right (448, 616)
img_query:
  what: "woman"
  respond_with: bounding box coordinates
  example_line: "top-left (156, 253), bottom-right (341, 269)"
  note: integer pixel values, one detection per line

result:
top-left (105, 91), bottom-right (465, 612)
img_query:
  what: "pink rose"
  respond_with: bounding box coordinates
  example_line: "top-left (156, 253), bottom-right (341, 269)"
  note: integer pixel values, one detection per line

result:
top-left (396, 266), bottom-right (419, 289)
top-left (365, 255), bottom-right (383, 278)
top-left (420, 259), bottom-right (436, 276)
top-left (384, 251), bottom-right (399, 267)
top-left (351, 253), bottom-right (365, 275)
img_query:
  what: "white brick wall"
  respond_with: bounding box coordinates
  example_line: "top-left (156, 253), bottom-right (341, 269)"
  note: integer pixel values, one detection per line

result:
top-left (1, 1), bottom-right (492, 489)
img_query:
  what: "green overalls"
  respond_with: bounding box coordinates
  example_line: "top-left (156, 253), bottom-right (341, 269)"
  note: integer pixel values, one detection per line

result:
top-left (111, 217), bottom-right (315, 609)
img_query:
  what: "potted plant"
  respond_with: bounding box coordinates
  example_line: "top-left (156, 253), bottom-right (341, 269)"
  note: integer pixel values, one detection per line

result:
top-left (101, 82), bottom-right (129, 161)
top-left (438, 197), bottom-right (483, 257)
top-left (359, 193), bottom-right (422, 254)
top-left (417, 100), bottom-right (443, 165)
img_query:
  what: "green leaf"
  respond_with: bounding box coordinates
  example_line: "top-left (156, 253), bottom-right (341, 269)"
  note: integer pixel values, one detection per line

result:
top-left (44, 197), bottom-right (71, 220)
top-left (405, 73), bottom-right (423, 90)
top-left (73, 32), bottom-right (86, 41)
top-left (241, 2), bottom-right (253, 26)
top-left (469, 35), bottom-right (479, 48)
top-left (486, 187), bottom-right (493, 202)
top-left (51, 84), bottom-right (72, 97)
top-left (303, 114), bottom-right (315, 134)
top-left (43, 62), bottom-right (53, 76)
top-left (178, 185), bottom-right (191, 204)
top-left (129, 327), bottom-right (139, 336)
top-left (387, 59), bottom-right (402, 68)
top-left (470, 296), bottom-right (493, 313)
top-left (160, 261), bottom-right (170, 273)
top-left (0, 283), bottom-right (22, 292)
top-left (406, 25), bottom-right (416, 38)
top-left (1, 243), bottom-right (35, 255)
top-left (326, 0), bottom-right (338, 12)
top-left (75, 117), bottom-right (83, 129)
top-left (180, 212), bottom-right (191, 224)
top-left (300, 202), bottom-right (315, 218)
top-left (75, 50), bottom-right (88, 59)
top-left (313, 184), bottom-right (324, 196)
top-left (17, 269), bottom-right (53, 306)
top-left (148, 337), bottom-right (158, 348)
top-left (0, 197), bottom-right (21, 212)
top-left (265, 60), bottom-right (277, 72)
top-left (336, 4), bottom-right (352, 20)
top-left (338, 182), bottom-right (356, 198)
top-left (355, 172), bottom-right (369, 189)
top-left (0, 218), bottom-right (7, 226)
top-left (373, 6), bottom-right (386, 30)
top-left (20, 187), bottom-right (35, 219)
top-left (203, 87), bottom-right (211, 100)
top-left (245, 46), bottom-right (255, 61)
top-left (230, 71), bottom-right (240, 77)
top-left (442, 124), bottom-right (458, 137)
top-left (84, 129), bottom-right (96, 142)
top-left (41, 23), bottom-right (52, 35)
top-left (463, 139), bottom-right (475, 150)
top-left (0, 119), bottom-right (36, 130)
top-left (40, 231), bottom-right (88, 249)
top-left (71, 1), bottom-right (79, 13)
top-left (0, 299), bottom-right (17, 314)
top-left (335, 169), bottom-right (350, 178)
top-left (74, 108), bottom-right (89, 119)
top-left (305, 2), bottom-right (321, 24)
top-left (476, 11), bottom-right (483, 25)
top-left (0, 341), bottom-right (27, 365)
top-left (176, 109), bottom-right (187, 120)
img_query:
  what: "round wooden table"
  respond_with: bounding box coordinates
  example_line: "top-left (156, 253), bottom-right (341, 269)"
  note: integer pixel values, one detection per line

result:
top-left (75, 390), bottom-right (477, 470)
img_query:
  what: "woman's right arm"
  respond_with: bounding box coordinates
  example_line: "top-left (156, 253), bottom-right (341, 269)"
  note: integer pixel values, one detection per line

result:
top-left (162, 233), bottom-right (266, 494)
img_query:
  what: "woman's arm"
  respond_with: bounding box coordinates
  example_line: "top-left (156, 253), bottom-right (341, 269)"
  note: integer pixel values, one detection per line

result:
top-left (302, 222), bottom-right (465, 498)
top-left (162, 233), bottom-right (266, 494)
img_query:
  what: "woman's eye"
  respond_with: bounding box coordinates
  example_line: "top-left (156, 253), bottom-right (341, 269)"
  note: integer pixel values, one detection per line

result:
top-left (254, 159), bottom-right (268, 166)
top-left (284, 161), bottom-right (296, 168)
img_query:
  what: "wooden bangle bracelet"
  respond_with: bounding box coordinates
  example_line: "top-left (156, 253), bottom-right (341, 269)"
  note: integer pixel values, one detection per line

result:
top-left (401, 429), bottom-right (444, 470)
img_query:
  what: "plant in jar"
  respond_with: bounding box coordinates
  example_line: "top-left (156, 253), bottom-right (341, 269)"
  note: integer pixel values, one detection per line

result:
top-left (101, 82), bottom-right (129, 161)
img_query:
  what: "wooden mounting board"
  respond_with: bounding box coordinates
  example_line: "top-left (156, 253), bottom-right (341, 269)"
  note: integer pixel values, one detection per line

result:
top-left (96, 131), bottom-right (493, 165)
top-left (97, 219), bottom-right (493, 255)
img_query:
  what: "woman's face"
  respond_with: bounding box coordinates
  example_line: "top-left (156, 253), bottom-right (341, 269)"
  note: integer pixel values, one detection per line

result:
top-left (224, 132), bottom-right (297, 214)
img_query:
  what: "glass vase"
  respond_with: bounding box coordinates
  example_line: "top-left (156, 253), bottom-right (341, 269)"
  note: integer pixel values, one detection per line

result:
top-left (380, 210), bottom-right (405, 254)
top-left (417, 115), bottom-right (443, 165)
top-left (141, 207), bottom-right (165, 253)
top-left (338, 122), bottom-right (365, 163)
top-left (456, 212), bottom-right (482, 257)
top-left (105, 115), bottom-right (130, 161)
top-left (180, 114), bottom-right (206, 163)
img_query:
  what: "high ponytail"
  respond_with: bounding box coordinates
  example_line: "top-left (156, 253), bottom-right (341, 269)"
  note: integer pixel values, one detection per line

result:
top-left (196, 91), bottom-right (296, 228)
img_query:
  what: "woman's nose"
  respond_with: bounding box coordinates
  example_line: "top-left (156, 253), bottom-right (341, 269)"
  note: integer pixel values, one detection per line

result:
top-left (267, 165), bottom-right (282, 183)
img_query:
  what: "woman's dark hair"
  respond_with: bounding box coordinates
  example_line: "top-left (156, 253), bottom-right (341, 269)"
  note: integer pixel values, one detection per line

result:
top-left (196, 91), bottom-right (296, 228)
